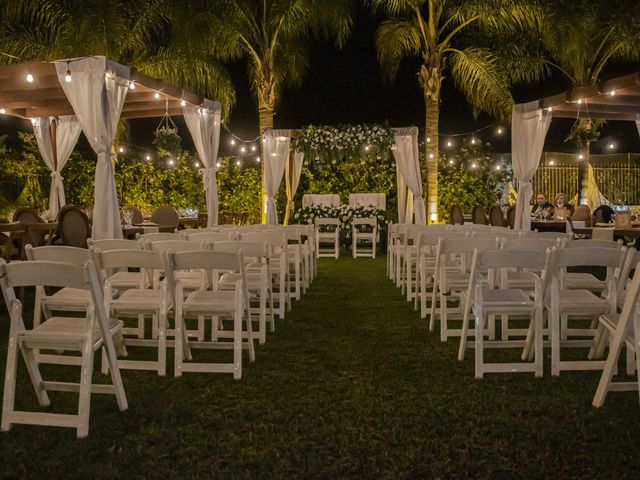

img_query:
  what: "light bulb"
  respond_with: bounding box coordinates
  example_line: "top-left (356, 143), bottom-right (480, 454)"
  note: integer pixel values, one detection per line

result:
top-left (271, 152), bottom-right (277, 157)
top-left (0, 107), bottom-right (5, 114)
top-left (216, 162), bottom-right (221, 168)
top-left (168, 158), bottom-right (175, 166)
top-left (26, 73), bottom-right (34, 83)
top-left (230, 139), bottom-right (236, 146)
top-left (497, 128), bottom-right (503, 135)
top-left (610, 90), bottom-right (616, 96)
top-left (549, 160), bottom-right (555, 166)
top-left (547, 107), bottom-right (553, 112)
top-left (256, 156), bottom-right (261, 163)
top-left (365, 145), bottom-right (370, 151)
top-left (240, 146), bottom-right (246, 153)
top-left (449, 159), bottom-right (454, 165)
top-left (236, 160), bottom-right (241, 166)
top-left (129, 82), bottom-right (135, 90)
top-left (145, 154), bottom-right (151, 161)
top-left (30, 117), bottom-right (36, 125)
top-left (578, 153), bottom-right (584, 160)
top-left (251, 145), bottom-right (256, 151)
top-left (447, 141), bottom-right (452, 148)
top-left (194, 162), bottom-right (200, 168)
top-left (609, 143), bottom-right (615, 150)
top-left (471, 163), bottom-right (477, 169)
top-left (154, 92), bottom-right (160, 100)
top-left (471, 138), bottom-right (476, 145)
top-left (118, 146), bottom-right (124, 153)
top-left (426, 137), bottom-right (431, 143)
top-left (495, 165), bottom-right (501, 170)
top-left (180, 100), bottom-right (186, 107)
top-left (65, 71), bottom-right (72, 83)
top-left (577, 99), bottom-right (583, 104)
top-left (429, 153), bottom-right (434, 159)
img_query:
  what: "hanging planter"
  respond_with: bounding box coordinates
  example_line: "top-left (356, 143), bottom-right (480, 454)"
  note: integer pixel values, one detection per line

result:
top-left (153, 126), bottom-right (182, 156)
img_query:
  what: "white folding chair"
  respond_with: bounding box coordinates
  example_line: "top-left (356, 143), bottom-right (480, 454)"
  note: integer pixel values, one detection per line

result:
top-left (592, 264), bottom-right (640, 407)
top-left (352, 217), bottom-right (377, 259)
top-left (547, 247), bottom-right (626, 376)
top-left (0, 259), bottom-right (127, 438)
top-left (315, 217), bottom-right (340, 259)
top-left (240, 231), bottom-right (290, 319)
top-left (469, 248), bottom-right (552, 378)
top-left (25, 245), bottom-right (92, 335)
top-left (137, 232), bottom-right (180, 244)
top-left (562, 239), bottom-right (623, 293)
top-left (181, 231), bottom-right (238, 242)
top-left (164, 250), bottom-right (255, 379)
top-left (92, 248), bottom-right (171, 376)
top-left (431, 237), bottom-right (498, 342)
top-left (88, 238), bottom-right (146, 290)
top-left (212, 241), bottom-right (274, 344)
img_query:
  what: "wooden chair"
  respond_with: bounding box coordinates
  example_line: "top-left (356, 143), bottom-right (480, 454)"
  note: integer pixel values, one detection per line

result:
top-left (315, 217), bottom-right (340, 259)
top-left (13, 207), bottom-right (49, 251)
top-left (506, 205), bottom-right (516, 229)
top-left (471, 205), bottom-right (488, 225)
top-left (592, 205), bottom-right (615, 225)
top-left (352, 217), bottom-right (377, 259)
top-left (57, 205), bottom-right (92, 248)
top-left (150, 206), bottom-right (179, 231)
top-left (488, 205), bottom-right (505, 227)
top-left (163, 250), bottom-right (255, 379)
top-left (450, 205), bottom-right (464, 225)
top-left (0, 259), bottom-right (127, 438)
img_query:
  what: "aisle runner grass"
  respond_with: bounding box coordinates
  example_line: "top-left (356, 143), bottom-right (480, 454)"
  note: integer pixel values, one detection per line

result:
top-left (0, 256), bottom-right (639, 478)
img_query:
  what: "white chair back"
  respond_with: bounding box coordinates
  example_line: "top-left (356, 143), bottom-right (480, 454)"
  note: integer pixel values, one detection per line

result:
top-left (87, 238), bottom-right (142, 251)
top-left (25, 244), bottom-right (90, 264)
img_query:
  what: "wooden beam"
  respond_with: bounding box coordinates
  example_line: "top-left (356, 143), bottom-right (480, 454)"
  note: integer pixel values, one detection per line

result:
top-left (121, 107), bottom-right (186, 119)
top-left (551, 110), bottom-right (638, 121)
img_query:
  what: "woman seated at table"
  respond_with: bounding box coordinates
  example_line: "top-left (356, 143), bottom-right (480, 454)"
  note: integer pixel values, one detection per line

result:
top-left (531, 193), bottom-right (554, 220)
top-left (553, 192), bottom-right (574, 219)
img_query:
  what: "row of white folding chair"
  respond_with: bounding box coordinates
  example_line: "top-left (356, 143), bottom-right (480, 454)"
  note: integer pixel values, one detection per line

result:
top-left (0, 257), bottom-right (127, 438)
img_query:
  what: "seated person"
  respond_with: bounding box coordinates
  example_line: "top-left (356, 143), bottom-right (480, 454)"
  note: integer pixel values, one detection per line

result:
top-left (531, 193), bottom-right (554, 219)
top-left (554, 192), bottom-right (574, 218)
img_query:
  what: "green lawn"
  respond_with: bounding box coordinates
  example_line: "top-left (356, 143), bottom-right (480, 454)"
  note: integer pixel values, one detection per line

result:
top-left (0, 256), bottom-right (639, 479)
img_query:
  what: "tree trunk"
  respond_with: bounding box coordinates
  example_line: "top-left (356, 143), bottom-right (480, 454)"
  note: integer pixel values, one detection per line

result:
top-left (425, 95), bottom-right (439, 224)
top-left (420, 64), bottom-right (442, 224)
top-left (258, 99), bottom-right (274, 224)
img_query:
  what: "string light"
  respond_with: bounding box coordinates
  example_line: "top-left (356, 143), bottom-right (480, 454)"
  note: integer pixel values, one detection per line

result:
top-left (577, 99), bottom-right (583, 104)
top-left (495, 165), bottom-right (501, 171)
top-left (236, 160), bottom-right (241, 166)
top-left (145, 154), bottom-right (151, 161)
top-left (470, 162), bottom-right (477, 169)
top-left (30, 117), bottom-right (36, 125)
top-left (256, 156), bottom-right (261, 163)
top-left (470, 138), bottom-right (476, 145)
top-left (449, 159), bottom-right (454, 165)
top-left (497, 127), bottom-right (503, 135)
top-left (26, 72), bottom-right (34, 83)
top-left (446, 141), bottom-right (452, 148)
top-left (167, 158), bottom-right (175, 166)
top-left (0, 108), bottom-right (5, 114)
top-left (578, 153), bottom-right (584, 160)
top-left (549, 160), bottom-right (555, 166)
top-left (610, 90), bottom-right (616, 96)
top-left (426, 137), bottom-right (431, 143)
top-left (429, 153), bottom-right (434, 159)
top-left (364, 145), bottom-right (370, 151)
top-left (154, 92), bottom-right (160, 100)
top-left (608, 143), bottom-right (615, 150)
top-left (251, 145), bottom-right (256, 151)
top-left (180, 100), bottom-right (186, 107)
top-left (230, 139), bottom-right (236, 146)
top-left (118, 146), bottom-right (125, 153)
top-left (240, 146), bottom-right (246, 153)
top-left (216, 162), bottom-right (221, 168)
top-left (194, 161), bottom-right (200, 168)
top-left (129, 81), bottom-right (135, 90)
top-left (64, 62), bottom-right (72, 83)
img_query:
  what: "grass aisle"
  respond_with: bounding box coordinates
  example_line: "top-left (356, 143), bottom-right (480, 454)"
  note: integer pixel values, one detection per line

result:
top-left (1, 256), bottom-right (640, 479)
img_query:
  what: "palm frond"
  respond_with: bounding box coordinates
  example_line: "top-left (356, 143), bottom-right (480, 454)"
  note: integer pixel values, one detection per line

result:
top-left (448, 47), bottom-right (513, 120)
top-left (375, 18), bottom-right (422, 82)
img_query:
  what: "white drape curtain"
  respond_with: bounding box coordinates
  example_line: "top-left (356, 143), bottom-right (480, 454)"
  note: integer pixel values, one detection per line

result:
top-left (32, 115), bottom-right (81, 216)
top-left (511, 101), bottom-right (552, 231)
top-left (183, 100), bottom-right (222, 226)
top-left (55, 56), bottom-right (130, 239)
top-left (263, 129), bottom-right (292, 224)
top-left (396, 166), bottom-right (407, 223)
top-left (284, 150), bottom-right (304, 224)
top-left (636, 114), bottom-right (640, 137)
top-left (392, 127), bottom-right (426, 224)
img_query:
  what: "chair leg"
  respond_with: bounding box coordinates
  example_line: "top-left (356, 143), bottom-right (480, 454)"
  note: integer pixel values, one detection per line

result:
top-left (76, 338), bottom-right (95, 438)
top-left (20, 345), bottom-right (50, 407)
top-left (157, 312), bottom-right (167, 376)
top-left (551, 307), bottom-right (561, 377)
top-left (259, 288), bottom-right (267, 344)
top-left (475, 310), bottom-right (485, 379)
top-left (592, 312), bottom-right (630, 407)
top-left (233, 310), bottom-right (243, 380)
top-left (534, 306), bottom-right (543, 378)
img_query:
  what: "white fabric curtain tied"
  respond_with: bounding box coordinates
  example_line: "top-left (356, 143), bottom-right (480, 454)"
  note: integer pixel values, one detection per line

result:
top-left (183, 100), bottom-right (221, 226)
top-left (511, 102), bottom-right (552, 231)
top-left (55, 56), bottom-right (130, 239)
top-left (32, 115), bottom-right (81, 216)
top-left (392, 127), bottom-right (426, 224)
top-left (263, 129), bottom-right (292, 225)
top-left (284, 150), bottom-right (304, 224)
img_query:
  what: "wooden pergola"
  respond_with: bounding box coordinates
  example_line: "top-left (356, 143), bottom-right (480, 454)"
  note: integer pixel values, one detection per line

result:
top-left (535, 71), bottom-right (640, 121)
top-left (0, 59), bottom-right (208, 119)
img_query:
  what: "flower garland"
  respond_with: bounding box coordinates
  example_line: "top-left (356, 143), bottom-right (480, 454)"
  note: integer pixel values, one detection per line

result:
top-left (292, 124), bottom-right (395, 166)
top-left (293, 204), bottom-right (388, 247)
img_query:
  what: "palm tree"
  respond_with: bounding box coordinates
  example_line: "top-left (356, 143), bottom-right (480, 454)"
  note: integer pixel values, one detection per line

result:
top-left (537, 0), bottom-right (640, 205)
top-left (186, 0), bottom-right (353, 221)
top-left (371, 0), bottom-right (544, 223)
top-left (0, 0), bottom-right (236, 114)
